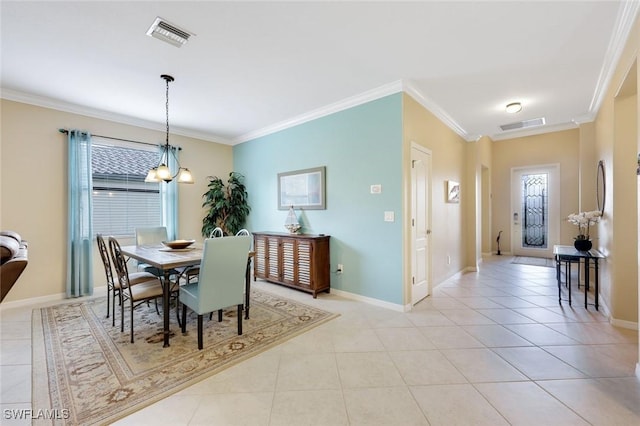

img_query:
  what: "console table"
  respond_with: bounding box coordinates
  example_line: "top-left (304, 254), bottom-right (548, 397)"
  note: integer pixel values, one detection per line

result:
top-left (253, 232), bottom-right (330, 298)
top-left (553, 245), bottom-right (605, 310)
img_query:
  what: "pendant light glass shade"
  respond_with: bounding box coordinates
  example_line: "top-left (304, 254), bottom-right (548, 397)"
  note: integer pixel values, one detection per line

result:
top-left (177, 168), bottom-right (194, 184)
top-left (144, 169), bottom-right (159, 183)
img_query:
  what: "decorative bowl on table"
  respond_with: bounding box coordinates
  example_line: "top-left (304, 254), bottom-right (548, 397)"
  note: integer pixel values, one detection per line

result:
top-left (162, 239), bottom-right (196, 250)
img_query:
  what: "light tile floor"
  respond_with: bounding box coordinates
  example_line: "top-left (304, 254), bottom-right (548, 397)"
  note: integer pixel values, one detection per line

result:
top-left (1, 256), bottom-right (639, 425)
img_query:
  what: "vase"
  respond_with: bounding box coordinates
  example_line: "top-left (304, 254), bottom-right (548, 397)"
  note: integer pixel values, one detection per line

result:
top-left (574, 239), bottom-right (592, 252)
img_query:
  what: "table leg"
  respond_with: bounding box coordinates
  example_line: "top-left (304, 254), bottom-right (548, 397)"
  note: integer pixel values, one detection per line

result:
top-left (244, 258), bottom-right (251, 320)
top-left (567, 261), bottom-right (571, 306)
top-left (595, 259), bottom-right (599, 310)
top-left (556, 256), bottom-right (561, 305)
top-left (584, 258), bottom-right (590, 309)
top-left (163, 270), bottom-right (171, 348)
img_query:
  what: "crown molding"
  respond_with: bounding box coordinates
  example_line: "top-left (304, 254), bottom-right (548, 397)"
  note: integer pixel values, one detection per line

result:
top-left (401, 80), bottom-right (471, 141)
top-left (490, 121), bottom-right (578, 141)
top-left (0, 88), bottom-right (232, 145)
top-left (588, 0), bottom-right (640, 116)
top-left (232, 80), bottom-right (404, 144)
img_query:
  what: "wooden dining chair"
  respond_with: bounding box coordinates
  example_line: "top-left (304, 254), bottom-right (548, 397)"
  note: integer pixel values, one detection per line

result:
top-left (180, 236), bottom-right (251, 349)
top-left (108, 236), bottom-right (167, 343)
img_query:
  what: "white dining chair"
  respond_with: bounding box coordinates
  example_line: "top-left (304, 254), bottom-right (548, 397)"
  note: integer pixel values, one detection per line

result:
top-left (180, 236), bottom-right (251, 349)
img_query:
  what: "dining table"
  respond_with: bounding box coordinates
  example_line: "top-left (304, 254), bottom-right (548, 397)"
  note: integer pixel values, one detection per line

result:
top-left (120, 243), bottom-right (254, 347)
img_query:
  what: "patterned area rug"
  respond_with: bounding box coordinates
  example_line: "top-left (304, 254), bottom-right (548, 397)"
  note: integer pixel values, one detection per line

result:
top-left (32, 288), bottom-right (338, 425)
top-left (511, 256), bottom-right (555, 268)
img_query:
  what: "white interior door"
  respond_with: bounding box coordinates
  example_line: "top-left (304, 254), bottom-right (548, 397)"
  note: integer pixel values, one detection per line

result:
top-left (411, 146), bottom-right (431, 305)
top-left (511, 164), bottom-right (560, 258)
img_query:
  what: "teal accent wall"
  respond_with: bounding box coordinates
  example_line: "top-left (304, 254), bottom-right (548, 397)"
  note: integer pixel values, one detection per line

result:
top-left (233, 94), bottom-right (404, 304)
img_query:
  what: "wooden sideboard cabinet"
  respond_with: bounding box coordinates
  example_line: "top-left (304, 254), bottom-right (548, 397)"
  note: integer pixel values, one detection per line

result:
top-left (253, 232), bottom-right (330, 298)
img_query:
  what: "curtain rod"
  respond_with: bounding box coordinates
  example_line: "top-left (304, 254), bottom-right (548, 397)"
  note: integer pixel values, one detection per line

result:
top-left (58, 129), bottom-right (182, 150)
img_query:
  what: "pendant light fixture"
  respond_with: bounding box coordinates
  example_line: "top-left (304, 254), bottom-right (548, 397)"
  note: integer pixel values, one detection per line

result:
top-left (145, 74), bottom-right (194, 184)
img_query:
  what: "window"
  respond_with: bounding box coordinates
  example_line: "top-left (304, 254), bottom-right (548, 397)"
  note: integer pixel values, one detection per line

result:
top-left (91, 139), bottom-right (161, 236)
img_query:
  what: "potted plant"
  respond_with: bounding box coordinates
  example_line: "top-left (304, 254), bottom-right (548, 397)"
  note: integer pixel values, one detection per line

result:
top-left (201, 172), bottom-right (250, 237)
top-left (567, 210), bottom-right (601, 251)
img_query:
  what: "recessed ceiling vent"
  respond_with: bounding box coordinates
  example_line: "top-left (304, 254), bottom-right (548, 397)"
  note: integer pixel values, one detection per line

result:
top-left (146, 17), bottom-right (193, 48)
top-left (500, 117), bottom-right (546, 131)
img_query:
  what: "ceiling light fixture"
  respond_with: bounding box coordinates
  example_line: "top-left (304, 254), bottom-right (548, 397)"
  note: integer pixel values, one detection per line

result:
top-left (145, 74), bottom-right (194, 184)
top-left (505, 102), bottom-right (522, 113)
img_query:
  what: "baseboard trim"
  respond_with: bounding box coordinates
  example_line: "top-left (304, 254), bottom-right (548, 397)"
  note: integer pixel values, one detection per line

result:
top-left (329, 288), bottom-right (405, 312)
top-left (0, 285), bottom-right (106, 311)
top-left (0, 292), bottom-right (66, 311)
top-left (610, 317), bottom-right (639, 330)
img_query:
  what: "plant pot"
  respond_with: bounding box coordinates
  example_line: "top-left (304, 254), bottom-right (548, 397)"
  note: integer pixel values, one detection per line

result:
top-left (574, 239), bottom-right (592, 252)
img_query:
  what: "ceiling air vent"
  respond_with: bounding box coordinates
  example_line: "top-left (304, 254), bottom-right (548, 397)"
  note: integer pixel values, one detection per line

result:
top-left (500, 117), bottom-right (546, 131)
top-left (146, 17), bottom-right (193, 48)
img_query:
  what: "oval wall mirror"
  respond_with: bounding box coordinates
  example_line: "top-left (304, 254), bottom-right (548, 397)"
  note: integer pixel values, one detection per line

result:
top-left (596, 160), bottom-right (605, 215)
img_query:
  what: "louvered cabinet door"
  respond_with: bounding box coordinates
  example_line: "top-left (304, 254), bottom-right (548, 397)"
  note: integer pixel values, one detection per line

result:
top-left (266, 236), bottom-right (280, 281)
top-left (253, 234), bottom-right (268, 279)
top-left (280, 238), bottom-right (297, 285)
top-left (253, 234), bottom-right (280, 281)
top-left (296, 239), bottom-right (313, 288)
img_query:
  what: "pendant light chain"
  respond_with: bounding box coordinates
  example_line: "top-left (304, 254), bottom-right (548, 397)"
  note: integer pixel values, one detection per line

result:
top-left (145, 74), bottom-right (194, 184)
top-left (165, 76), bottom-right (170, 146)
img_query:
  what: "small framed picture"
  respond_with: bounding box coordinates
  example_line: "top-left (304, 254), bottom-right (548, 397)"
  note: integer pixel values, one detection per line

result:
top-left (447, 180), bottom-right (460, 203)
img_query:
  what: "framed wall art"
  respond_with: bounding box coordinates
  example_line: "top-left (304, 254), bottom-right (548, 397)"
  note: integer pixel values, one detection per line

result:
top-left (447, 180), bottom-right (460, 203)
top-left (278, 166), bottom-right (326, 210)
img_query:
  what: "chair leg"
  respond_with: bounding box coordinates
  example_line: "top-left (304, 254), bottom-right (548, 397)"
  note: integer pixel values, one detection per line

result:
top-left (197, 314), bottom-right (203, 350)
top-left (112, 289), bottom-right (120, 327)
top-left (218, 309), bottom-right (223, 322)
top-left (181, 304), bottom-right (187, 334)
top-left (237, 304), bottom-right (243, 335)
top-left (107, 287), bottom-right (111, 319)
top-left (130, 306), bottom-right (135, 343)
top-left (121, 300), bottom-right (125, 333)
top-left (130, 303), bottom-right (136, 343)
top-left (175, 293), bottom-right (182, 328)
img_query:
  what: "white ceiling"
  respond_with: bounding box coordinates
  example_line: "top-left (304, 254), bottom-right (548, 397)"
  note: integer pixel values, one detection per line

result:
top-left (1, 1), bottom-right (638, 145)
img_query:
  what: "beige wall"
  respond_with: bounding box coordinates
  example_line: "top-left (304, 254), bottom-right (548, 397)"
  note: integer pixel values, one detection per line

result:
top-left (1, 100), bottom-right (233, 302)
top-left (592, 12), bottom-right (639, 327)
top-left (468, 136), bottom-right (492, 263)
top-left (492, 129), bottom-right (581, 254)
top-left (478, 134), bottom-right (493, 255)
top-left (402, 94), bottom-right (468, 292)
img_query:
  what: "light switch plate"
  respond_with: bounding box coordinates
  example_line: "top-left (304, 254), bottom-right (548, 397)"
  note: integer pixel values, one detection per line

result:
top-left (370, 184), bottom-right (382, 194)
top-left (384, 211), bottom-right (395, 222)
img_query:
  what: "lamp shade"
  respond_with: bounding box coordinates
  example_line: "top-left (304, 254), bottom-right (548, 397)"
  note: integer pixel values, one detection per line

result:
top-left (144, 169), bottom-right (160, 183)
top-left (177, 168), bottom-right (194, 184)
top-left (156, 164), bottom-right (172, 181)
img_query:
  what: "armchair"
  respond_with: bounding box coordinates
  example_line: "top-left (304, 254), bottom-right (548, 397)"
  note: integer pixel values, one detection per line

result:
top-left (1, 231), bottom-right (28, 303)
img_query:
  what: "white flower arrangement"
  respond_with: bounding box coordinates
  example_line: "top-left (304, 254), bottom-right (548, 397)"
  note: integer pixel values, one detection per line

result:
top-left (567, 210), bottom-right (601, 240)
